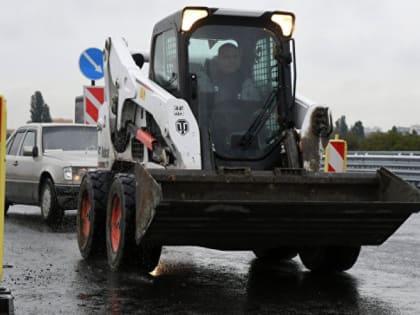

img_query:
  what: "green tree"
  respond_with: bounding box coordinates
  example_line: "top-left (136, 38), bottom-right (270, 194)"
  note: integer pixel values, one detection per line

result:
top-left (350, 120), bottom-right (365, 138)
top-left (358, 129), bottom-right (420, 151)
top-left (41, 104), bottom-right (52, 122)
top-left (343, 134), bottom-right (361, 150)
top-left (30, 91), bottom-right (52, 122)
top-left (334, 115), bottom-right (349, 137)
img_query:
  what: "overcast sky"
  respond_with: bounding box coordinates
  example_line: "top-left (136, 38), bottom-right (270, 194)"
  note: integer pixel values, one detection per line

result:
top-left (1, 0), bottom-right (419, 130)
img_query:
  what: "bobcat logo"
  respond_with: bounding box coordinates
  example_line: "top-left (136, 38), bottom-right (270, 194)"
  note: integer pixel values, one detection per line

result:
top-left (176, 119), bottom-right (189, 135)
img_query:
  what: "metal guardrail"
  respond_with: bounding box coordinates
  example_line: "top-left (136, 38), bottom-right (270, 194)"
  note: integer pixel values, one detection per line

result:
top-left (343, 151), bottom-right (420, 187)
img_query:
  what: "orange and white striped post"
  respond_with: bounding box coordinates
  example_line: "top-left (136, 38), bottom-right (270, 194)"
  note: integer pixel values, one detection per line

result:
top-left (324, 135), bottom-right (347, 173)
top-left (83, 86), bottom-right (104, 125)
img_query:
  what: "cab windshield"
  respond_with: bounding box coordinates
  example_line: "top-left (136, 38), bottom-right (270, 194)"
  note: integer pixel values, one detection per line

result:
top-left (188, 24), bottom-right (283, 160)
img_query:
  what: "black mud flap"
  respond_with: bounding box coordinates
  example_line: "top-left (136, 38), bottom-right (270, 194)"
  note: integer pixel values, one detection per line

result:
top-left (135, 165), bottom-right (420, 250)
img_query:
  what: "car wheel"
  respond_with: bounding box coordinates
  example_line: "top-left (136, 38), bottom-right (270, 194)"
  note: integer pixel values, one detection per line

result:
top-left (77, 171), bottom-right (112, 259)
top-left (299, 246), bottom-right (361, 273)
top-left (106, 173), bottom-right (161, 272)
top-left (40, 178), bottom-right (64, 226)
top-left (253, 247), bottom-right (298, 261)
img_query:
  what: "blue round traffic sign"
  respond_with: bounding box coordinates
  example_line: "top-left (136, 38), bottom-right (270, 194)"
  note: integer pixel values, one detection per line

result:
top-left (79, 47), bottom-right (104, 80)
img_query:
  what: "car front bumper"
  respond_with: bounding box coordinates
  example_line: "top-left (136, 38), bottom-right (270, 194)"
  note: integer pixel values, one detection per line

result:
top-left (55, 184), bottom-right (80, 210)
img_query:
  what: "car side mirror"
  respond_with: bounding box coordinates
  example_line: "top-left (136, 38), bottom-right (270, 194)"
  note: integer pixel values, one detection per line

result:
top-left (32, 146), bottom-right (39, 157)
top-left (22, 146), bottom-right (38, 157)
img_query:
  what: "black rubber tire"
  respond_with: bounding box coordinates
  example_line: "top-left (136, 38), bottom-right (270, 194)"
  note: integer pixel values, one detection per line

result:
top-left (299, 246), bottom-right (361, 273)
top-left (253, 247), bottom-right (298, 261)
top-left (106, 173), bottom-right (161, 272)
top-left (40, 178), bottom-right (64, 227)
top-left (77, 171), bottom-right (112, 259)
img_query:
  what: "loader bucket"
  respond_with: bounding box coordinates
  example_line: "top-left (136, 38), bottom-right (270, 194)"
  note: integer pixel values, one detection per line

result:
top-left (135, 165), bottom-right (420, 250)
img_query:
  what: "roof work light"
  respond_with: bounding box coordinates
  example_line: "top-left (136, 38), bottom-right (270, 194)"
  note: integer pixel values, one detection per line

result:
top-left (271, 12), bottom-right (295, 38)
top-left (181, 8), bottom-right (209, 31)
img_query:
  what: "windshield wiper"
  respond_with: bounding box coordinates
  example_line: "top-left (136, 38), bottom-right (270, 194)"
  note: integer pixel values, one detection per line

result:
top-left (239, 88), bottom-right (278, 148)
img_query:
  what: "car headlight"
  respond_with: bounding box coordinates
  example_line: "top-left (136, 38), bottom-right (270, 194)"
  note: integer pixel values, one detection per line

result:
top-left (72, 167), bottom-right (86, 183)
top-left (63, 167), bottom-right (96, 183)
top-left (72, 167), bottom-right (96, 183)
top-left (63, 167), bottom-right (73, 181)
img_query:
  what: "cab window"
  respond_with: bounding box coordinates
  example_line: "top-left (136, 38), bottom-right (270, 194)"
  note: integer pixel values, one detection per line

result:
top-left (152, 30), bottom-right (179, 92)
top-left (188, 24), bottom-right (283, 160)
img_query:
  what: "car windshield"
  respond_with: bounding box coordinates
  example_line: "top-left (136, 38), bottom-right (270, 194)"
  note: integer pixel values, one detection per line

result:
top-left (42, 126), bottom-right (97, 151)
top-left (188, 24), bottom-right (283, 160)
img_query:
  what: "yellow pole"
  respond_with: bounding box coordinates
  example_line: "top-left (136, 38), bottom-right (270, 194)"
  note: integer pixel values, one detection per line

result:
top-left (0, 96), bottom-right (7, 281)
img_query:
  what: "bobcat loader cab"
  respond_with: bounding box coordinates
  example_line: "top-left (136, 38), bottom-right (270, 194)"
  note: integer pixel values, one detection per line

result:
top-left (150, 8), bottom-right (298, 170)
top-left (79, 7), bottom-right (420, 274)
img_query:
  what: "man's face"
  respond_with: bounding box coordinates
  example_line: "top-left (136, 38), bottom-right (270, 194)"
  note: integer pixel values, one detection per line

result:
top-left (217, 46), bottom-right (240, 74)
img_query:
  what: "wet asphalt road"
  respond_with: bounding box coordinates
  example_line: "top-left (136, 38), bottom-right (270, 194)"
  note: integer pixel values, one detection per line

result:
top-left (2, 205), bottom-right (420, 315)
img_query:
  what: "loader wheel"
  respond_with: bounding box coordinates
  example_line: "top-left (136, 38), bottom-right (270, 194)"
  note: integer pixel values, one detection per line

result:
top-left (299, 246), bottom-right (361, 273)
top-left (106, 174), bottom-right (161, 272)
top-left (253, 247), bottom-right (298, 261)
top-left (40, 178), bottom-right (64, 227)
top-left (77, 171), bottom-right (112, 259)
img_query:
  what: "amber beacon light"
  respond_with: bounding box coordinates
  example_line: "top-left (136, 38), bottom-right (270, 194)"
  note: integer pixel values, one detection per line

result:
top-left (271, 12), bottom-right (295, 38)
top-left (181, 8), bottom-right (209, 31)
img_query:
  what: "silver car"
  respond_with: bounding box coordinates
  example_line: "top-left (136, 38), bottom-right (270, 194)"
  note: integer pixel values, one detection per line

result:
top-left (5, 123), bottom-right (97, 226)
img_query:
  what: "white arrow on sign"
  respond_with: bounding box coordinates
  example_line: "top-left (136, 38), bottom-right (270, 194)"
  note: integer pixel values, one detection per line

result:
top-left (83, 51), bottom-right (103, 73)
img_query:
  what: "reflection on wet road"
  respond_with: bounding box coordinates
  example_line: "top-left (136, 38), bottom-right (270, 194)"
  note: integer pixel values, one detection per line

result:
top-left (3, 206), bottom-right (420, 314)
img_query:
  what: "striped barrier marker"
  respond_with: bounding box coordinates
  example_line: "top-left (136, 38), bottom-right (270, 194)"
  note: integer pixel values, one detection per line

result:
top-left (83, 86), bottom-right (104, 125)
top-left (324, 135), bottom-right (347, 173)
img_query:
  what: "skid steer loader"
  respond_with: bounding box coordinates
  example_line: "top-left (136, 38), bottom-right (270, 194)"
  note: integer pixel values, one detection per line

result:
top-left (77, 7), bottom-right (420, 273)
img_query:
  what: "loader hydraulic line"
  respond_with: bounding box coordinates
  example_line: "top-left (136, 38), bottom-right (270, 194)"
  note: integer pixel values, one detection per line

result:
top-left (136, 128), bottom-right (156, 151)
top-left (127, 122), bottom-right (168, 165)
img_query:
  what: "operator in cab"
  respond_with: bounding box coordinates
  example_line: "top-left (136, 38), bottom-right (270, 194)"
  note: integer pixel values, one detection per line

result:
top-left (208, 43), bottom-right (260, 103)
